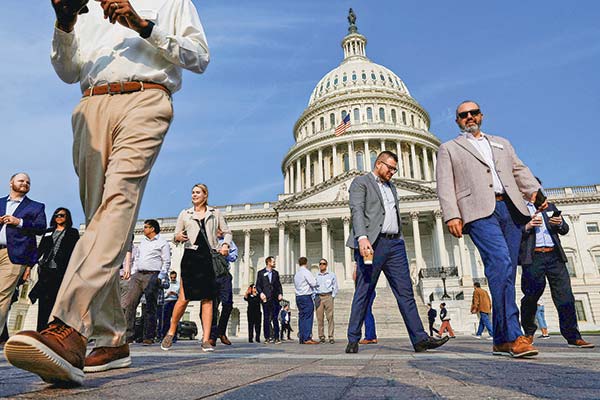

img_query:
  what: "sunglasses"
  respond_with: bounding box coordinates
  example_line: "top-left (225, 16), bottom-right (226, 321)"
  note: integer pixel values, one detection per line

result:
top-left (457, 109), bottom-right (481, 119)
top-left (319, 262), bottom-right (327, 265)
top-left (54, 214), bottom-right (66, 218)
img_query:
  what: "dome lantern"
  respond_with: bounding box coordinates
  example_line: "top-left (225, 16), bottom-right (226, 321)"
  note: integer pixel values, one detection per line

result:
top-left (342, 8), bottom-right (367, 61)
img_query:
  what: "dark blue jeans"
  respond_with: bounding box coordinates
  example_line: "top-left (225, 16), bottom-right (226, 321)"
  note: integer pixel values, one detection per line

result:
top-left (521, 250), bottom-right (581, 342)
top-left (347, 237), bottom-right (428, 345)
top-left (262, 298), bottom-right (281, 340)
top-left (476, 312), bottom-right (494, 336)
top-left (210, 273), bottom-right (234, 340)
top-left (467, 199), bottom-right (523, 345)
top-left (363, 289), bottom-right (377, 340)
top-left (296, 295), bottom-right (314, 342)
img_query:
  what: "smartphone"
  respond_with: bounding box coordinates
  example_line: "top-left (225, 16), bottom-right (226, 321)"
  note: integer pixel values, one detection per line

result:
top-left (533, 188), bottom-right (547, 209)
top-left (552, 210), bottom-right (562, 218)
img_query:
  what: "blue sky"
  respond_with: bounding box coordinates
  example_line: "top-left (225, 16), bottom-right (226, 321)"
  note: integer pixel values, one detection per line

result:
top-left (1, 1), bottom-right (599, 225)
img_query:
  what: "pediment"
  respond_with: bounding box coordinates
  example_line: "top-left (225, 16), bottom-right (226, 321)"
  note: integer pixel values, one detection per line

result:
top-left (277, 171), bottom-right (437, 210)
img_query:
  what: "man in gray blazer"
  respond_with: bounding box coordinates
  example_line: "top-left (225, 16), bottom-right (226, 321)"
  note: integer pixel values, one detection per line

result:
top-left (345, 151), bottom-right (449, 353)
top-left (436, 100), bottom-right (546, 358)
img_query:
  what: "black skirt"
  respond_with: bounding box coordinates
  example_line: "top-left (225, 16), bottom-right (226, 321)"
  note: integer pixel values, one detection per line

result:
top-left (180, 235), bottom-right (217, 301)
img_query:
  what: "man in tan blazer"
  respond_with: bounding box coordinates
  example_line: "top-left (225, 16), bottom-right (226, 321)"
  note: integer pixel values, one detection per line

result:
top-left (436, 100), bottom-right (546, 358)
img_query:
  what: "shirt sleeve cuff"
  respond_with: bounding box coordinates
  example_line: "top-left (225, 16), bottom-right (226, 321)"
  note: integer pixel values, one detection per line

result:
top-left (357, 235), bottom-right (367, 241)
top-left (54, 25), bottom-right (76, 45)
top-left (17, 219), bottom-right (23, 228)
top-left (145, 25), bottom-right (169, 49)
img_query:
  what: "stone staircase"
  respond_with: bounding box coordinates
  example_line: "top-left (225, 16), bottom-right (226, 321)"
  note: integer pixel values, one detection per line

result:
top-left (232, 284), bottom-right (431, 339)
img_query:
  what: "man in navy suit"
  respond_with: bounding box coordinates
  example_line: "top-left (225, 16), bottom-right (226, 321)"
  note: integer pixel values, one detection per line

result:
top-left (255, 256), bottom-right (283, 343)
top-left (0, 173), bottom-right (46, 336)
top-left (519, 184), bottom-right (594, 349)
top-left (345, 151), bottom-right (448, 353)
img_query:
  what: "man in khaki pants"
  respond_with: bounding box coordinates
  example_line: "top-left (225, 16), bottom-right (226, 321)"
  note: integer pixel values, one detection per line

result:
top-left (315, 259), bottom-right (338, 344)
top-left (5, 0), bottom-right (209, 386)
top-left (0, 173), bottom-right (46, 339)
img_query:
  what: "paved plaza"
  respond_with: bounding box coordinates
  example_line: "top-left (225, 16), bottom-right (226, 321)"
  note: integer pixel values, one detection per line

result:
top-left (1, 335), bottom-right (599, 399)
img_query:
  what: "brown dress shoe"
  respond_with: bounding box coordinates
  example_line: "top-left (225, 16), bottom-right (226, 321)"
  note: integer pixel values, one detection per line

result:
top-left (510, 335), bottom-right (538, 358)
top-left (523, 335), bottom-right (534, 345)
top-left (359, 339), bottom-right (378, 345)
top-left (84, 344), bottom-right (131, 373)
top-left (4, 322), bottom-right (86, 386)
top-left (302, 339), bottom-right (320, 344)
top-left (219, 335), bottom-right (232, 345)
top-left (568, 339), bottom-right (595, 348)
top-left (492, 342), bottom-right (511, 356)
top-left (208, 338), bottom-right (217, 347)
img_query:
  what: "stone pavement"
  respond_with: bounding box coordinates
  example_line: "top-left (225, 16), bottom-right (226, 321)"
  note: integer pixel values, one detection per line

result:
top-left (1, 335), bottom-right (599, 399)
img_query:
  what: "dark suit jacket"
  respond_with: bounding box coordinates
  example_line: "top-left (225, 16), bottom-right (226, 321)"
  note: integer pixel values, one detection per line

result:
top-left (427, 308), bottom-right (437, 322)
top-left (518, 202), bottom-right (568, 265)
top-left (255, 268), bottom-right (282, 301)
top-left (346, 173), bottom-right (402, 248)
top-left (0, 196), bottom-right (46, 265)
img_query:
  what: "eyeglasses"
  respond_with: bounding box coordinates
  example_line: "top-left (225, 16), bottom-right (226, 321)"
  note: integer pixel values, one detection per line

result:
top-left (143, 225), bottom-right (152, 229)
top-left (54, 214), bottom-right (66, 218)
top-left (379, 160), bottom-right (398, 173)
top-left (457, 109), bottom-right (481, 119)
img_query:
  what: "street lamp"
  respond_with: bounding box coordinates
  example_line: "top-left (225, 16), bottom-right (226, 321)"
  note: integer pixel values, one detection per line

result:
top-left (440, 266), bottom-right (451, 300)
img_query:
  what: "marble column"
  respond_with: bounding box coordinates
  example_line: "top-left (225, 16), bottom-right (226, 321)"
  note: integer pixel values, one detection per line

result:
top-left (343, 216), bottom-right (353, 281)
top-left (568, 213), bottom-right (592, 279)
top-left (263, 228), bottom-right (270, 258)
top-left (299, 220), bottom-right (307, 257)
top-left (305, 153), bottom-right (311, 188)
top-left (410, 142), bottom-right (418, 180)
top-left (284, 168), bottom-right (290, 194)
top-left (409, 211), bottom-right (424, 271)
top-left (243, 229), bottom-right (251, 287)
top-left (422, 147), bottom-right (431, 181)
top-left (458, 236), bottom-right (473, 286)
top-left (432, 151), bottom-right (437, 178)
top-left (295, 159), bottom-right (302, 192)
top-left (278, 222), bottom-right (286, 275)
top-left (321, 218), bottom-right (329, 260)
top-left (396, 141), bottom-right (404, 178)
top-left (380, 139), bottom-right (386, 153)
top-left (347, 142), bottom-right (356, 170)
top-left (332, 144), bottom-right (339, 176)
top-left (434, 210), bottom-right (449, 268)
top-left (364, 140), bottom-right (371, 172)
top-left (317, 148), bottom-right (324, 184)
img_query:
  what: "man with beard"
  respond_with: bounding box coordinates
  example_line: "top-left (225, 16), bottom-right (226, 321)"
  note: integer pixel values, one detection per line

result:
top-left (0, 173), bottom-right (46, 339)
top-left (4, 0), bottom-right (209, 386)
top-left (436, 100), bottom-right (544, 358)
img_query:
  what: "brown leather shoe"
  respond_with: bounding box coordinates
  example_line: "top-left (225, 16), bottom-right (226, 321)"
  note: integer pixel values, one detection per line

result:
top-left (142, 339), bottom-right (153, 346)
top-left (492, 342), bottom-right (511, 356)
top-left (302, 339), bottom-right (320, 344)
top-left (84, 344), bottom-right (131, 373)
top-left (510, 335), bottom-right (538, 358)
top-left (219, 335), bottom-right (232, 345)
top-left (359, 339), bottom-right (378, 345)
top-left (208, 338), bottom-right (217, 347)
top-left (523, 335), bottom-right (534, 345)
top-left (4, 322), bottom-right (86, 386)
top-left (568, 339), bottom-right (595, 348)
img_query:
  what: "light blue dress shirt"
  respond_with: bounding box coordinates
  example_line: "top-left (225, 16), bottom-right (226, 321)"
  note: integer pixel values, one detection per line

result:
top-left (526, 202), bottom-right (555, 248)
top-left (316, 271), bottom-right (339, 298)
top-left (294, 266), bottom-right (318, 296)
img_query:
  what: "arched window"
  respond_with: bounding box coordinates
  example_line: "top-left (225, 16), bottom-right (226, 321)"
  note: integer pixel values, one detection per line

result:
top-left (367, 107), bottom-right (373, 122)
top-left (330, 113), bottom-right (335, 128)
top-left (343, 153), bottom-right (350, 172)
top-left (343, 74), bottom-right (347, 83)
top-left (356, 151), bottom-right (364, 171)
top-left (371, 72), bottom-right (376, 80)
top-left (362, 72), bottom-right (367, 80)
top-left (319, 117), bottom-right (324, 131)
top-left (352, 73), bottom-right (357, 81)
top-left (370, 150), bottom-right (377, 170)
top-left (311, 121), bottom-right (315, 134)
top-left (391, 109), bottom-right (397, 123)
top-left (402, 111), bottom-right (407, 125)
top-left (353, 108), bottom-right (360, 123)
top-left (411, 114), bottom-right (415, 127)
top-left (341, 110), bottom-right (348, 120)
top-left (379, 107), bottom-right (385, 122)
top-left (334, 76), bottom-right (339, 85)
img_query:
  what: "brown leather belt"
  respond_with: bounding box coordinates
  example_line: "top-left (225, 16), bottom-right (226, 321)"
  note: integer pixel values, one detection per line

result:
top-left (534, 247), bottom-right (555, 253)
top-left (83, 81), bottom-right (171, 97)
top-left (495, 194), bottom-right (505, 201)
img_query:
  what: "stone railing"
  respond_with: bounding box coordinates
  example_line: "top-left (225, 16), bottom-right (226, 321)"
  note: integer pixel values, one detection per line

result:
top-left (545, 184), bottom-right (600, 198)
top-left (473, 277), bottom-right (488, 286)
top-left (419, 267), bottom-right (459, 279)
top-left (280, 274), bottom-right (295, 284)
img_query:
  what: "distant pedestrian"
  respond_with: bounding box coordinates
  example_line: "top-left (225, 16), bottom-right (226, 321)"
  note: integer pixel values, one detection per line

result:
top-left (280, 304), bottom-right (292, 340)
top-left (161, 271), bottom-right (180, 339)
top-left (471, 282), bottom-right (493, 339)
top-left (30, 208), bottom-right (79, 332)
top-left (535, 301), bottom-right (549, 339)
top-left (316, 258), bottom-right (338, 344)
top-left (244, 284), bottom-right (261, 343)
top-left (426, 303), bottom-right (439, 337)
top-left (294, 257), bottom-right (319, 344)
top-left (438, 303), bottom-right (455, 338)
top-left (256, 256), bottom-right (283, 344)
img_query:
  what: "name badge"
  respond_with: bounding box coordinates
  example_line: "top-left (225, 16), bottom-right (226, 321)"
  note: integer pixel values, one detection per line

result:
top-left (489, 141), bottom-right (504, 149)
top-left (44, 232), bottom-right (53, 237)
top-left (264, 272), bottom-right (269, 277)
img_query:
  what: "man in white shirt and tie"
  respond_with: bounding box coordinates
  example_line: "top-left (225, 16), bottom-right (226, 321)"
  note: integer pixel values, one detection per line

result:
top-left (294, 257), bottom-right (319, 345)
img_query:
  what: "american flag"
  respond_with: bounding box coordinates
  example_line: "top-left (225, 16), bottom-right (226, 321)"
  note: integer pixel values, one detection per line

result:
top-left (334, 113), bottom-right (351, 136)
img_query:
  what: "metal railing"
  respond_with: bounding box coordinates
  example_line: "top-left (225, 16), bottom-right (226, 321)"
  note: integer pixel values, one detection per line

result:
top-left (280, 274), bottom-right (295, 284)
top-left (419, 267), bottom-right (459, 279)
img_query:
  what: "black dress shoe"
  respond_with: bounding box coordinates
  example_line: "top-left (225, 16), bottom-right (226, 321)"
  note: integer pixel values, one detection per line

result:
top-left (413, 335), bottom-right (449, 352)
top-left (345, 342), bottom-right (359, 353)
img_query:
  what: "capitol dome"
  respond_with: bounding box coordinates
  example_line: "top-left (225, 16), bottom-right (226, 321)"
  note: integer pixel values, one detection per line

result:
top-left (281, 10), bottom-right (441, 195)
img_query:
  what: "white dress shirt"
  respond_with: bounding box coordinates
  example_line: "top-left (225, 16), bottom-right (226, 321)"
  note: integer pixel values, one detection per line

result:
top-left (294, 266), bottom-right (318, 296)
top-left (316, 271), bottom-right (339, 298)
top-left (51, 0), bottom-right (209, 93)
top-left (0, 196), bottom-right (24, 246)
top-left (460, 131), bottom-right (504, 193)
top-left (131, 233), bottom-right (171, 279)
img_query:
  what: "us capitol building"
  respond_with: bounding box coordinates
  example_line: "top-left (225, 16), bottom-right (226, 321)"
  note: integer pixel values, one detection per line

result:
top-left (12, 12), bottom-right (600, 337)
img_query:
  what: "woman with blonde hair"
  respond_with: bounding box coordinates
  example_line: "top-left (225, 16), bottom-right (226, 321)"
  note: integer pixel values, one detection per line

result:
top-left (161, 183), bottom-right (232, 352)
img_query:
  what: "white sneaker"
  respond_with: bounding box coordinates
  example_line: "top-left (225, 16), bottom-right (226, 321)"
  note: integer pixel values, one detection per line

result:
top-left (486, 336), bottom-right (494, 340)
top-left (472, 335), bottom-right (482, 339)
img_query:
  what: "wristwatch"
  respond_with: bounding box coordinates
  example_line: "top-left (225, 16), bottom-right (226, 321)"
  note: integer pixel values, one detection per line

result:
top-left (139, 20), bottom-right (155, 39)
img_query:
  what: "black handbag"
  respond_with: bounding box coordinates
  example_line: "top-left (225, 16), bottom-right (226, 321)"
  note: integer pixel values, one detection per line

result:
top-left (195, 220), bottom-right (229, 278)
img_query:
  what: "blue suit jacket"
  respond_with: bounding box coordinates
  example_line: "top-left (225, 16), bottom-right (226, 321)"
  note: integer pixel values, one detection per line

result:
top-left (0, 196), bottom-right (46, 266)
top-left (518, 202), bottom-right (568, 265)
